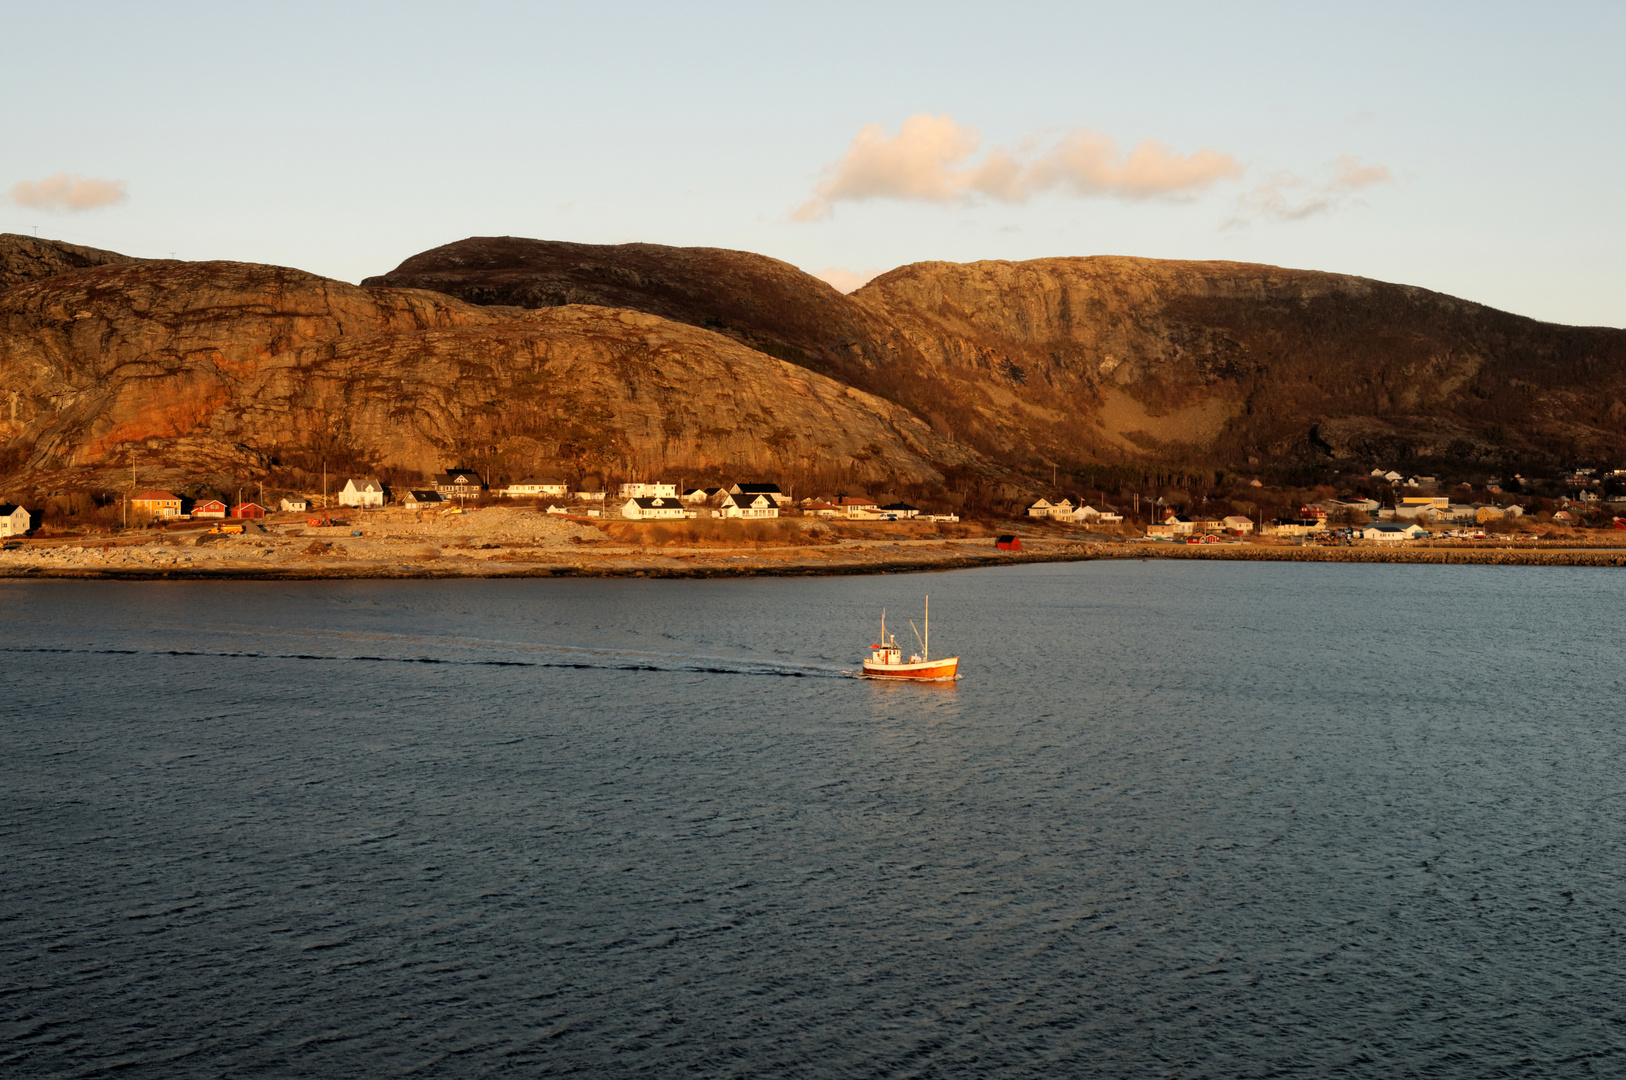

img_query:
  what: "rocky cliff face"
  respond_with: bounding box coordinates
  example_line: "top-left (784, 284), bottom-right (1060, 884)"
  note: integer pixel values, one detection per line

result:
top-left (0, 251), bottom-right (975, 489)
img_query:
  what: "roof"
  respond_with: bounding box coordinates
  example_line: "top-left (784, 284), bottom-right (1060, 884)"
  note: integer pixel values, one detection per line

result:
top-left (629, 496), bottom-right (683, 508)
top-left (880, 502), bottom-right (917, 511)
top-left (407, 489), bottom-right (444, 500)
top-left (0, 503), bottom-right (23, 515)
top-left (435, 470), bottom-right (482, 483)
top-left (345, 476), bottom-right (384, 491)
top-left (839, 496), bottom-right (877, 506)
top-left (134, 490), bottom-right (179, 501)
top-left (722, 493), bottom-right (776, 508)
top-left (733, 483), bottom-right (782, 494)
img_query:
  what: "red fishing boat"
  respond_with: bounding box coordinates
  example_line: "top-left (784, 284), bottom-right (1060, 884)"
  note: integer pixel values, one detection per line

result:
top-left (861, 596), bottom-right (959, 681)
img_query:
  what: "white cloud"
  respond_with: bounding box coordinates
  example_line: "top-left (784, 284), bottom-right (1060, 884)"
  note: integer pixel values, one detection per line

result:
top-left (9, 172), bottom-right (129, 212)
top-left (811, 266), bottom-right (885, 294)
top-left (1228, 155), bottom-right (1391, 226)
top-left (793, 113), bottom-right (1242, 221)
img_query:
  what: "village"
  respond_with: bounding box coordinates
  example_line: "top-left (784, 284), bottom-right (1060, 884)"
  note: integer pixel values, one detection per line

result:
top-left (6, 462), bottom-right (1626, 577)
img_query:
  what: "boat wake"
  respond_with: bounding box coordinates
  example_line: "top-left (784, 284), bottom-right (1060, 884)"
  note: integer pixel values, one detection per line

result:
top-left (1, 644), bottom-right (857, 679)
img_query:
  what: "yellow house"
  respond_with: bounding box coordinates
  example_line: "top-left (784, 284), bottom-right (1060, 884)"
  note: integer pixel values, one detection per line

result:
top-left (1476, 505), bottom-right (1505, 523)
top-left (132, 490), bottom-right (182, 519)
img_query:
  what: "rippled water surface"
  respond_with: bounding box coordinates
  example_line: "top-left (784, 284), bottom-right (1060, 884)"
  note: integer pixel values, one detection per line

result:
top-left (4, 562), bottom-right (1626, 1077)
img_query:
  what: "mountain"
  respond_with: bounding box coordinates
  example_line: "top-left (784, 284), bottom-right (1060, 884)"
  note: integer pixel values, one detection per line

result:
top-left (6, 231), bottom-right (1626, 506)
top-left (373, 237), bottom-right (1626, 473)
top-left (0, 237), bottom-right (978, 493)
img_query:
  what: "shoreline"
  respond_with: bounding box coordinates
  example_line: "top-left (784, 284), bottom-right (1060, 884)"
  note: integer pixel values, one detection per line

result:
top-left (6, 537), bottom-right (1626, 582)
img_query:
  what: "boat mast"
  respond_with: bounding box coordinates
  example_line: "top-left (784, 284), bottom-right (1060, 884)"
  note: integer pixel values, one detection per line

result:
top-left (881, 607), bottom-right (886, 649)
top-left (924, 596), bottom-right (929, 659)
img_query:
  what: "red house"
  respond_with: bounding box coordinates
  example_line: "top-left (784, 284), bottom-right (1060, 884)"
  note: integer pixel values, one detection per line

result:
top-left (231, 502), bottom-right (266, 519)
top-left (995, 535), bottom-right (1021, 551)
top-left (193, 499), bottom-right (228, 519)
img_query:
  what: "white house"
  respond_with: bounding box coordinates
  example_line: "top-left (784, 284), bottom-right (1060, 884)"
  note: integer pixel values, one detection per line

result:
top-left (280, 496), bottom-right (310, 512)
top-left (840, 496), bottom-right (880, 519)
top-left (1073, 504), bottom-right (1123, 524)
top-left (0, 503), bottom-right (30, 537)
top-left (879, 502), bottom-right (920, 519)
top-left (622, 495), bottom-right (686, 520)
top-left (1025, 498), bottom-right (1054, 518)
top-left (1221, 515), bottom-right (1254, 534)
top-left (1362, 523), bottom-right (1426, 541)
top-left (505, 479), bottom-right (568, 498)
top-left (339, 477), bottom-right (387, 508)
top-left (619, 481), bottom-right (677, 498)
top-left (574, 490), bottom-right (606, 502)
top-left (720, 492), bottom-right (780, 519)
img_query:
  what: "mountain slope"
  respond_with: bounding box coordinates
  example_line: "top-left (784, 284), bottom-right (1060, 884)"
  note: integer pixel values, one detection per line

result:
top-left (0, 253), bottom-right (975, 487)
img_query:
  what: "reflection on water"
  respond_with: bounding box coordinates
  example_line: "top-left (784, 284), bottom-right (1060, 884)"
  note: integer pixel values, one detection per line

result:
top-left (3, 563), bottom-right (1625, 1077)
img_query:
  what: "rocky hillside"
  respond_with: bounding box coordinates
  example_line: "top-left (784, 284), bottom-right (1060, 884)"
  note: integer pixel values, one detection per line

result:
top-left (855, 257), bottom-right (1626, 469)
top-left (374, 237), bottom-right (1626, 472)
top-left (362, 236), bottom-right (891, 376)
top-left (0, 232), bottom-right (146, 289)
top-left (6, 231), bottom-right (1626, 505)
top-left (0, 239), bottom-right (978, 492)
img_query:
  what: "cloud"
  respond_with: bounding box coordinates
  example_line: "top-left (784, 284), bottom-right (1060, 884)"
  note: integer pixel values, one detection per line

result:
top-left (811, 266), bottom-right (885, 294)
top-left (9, 173), bottom-right (128, 212)
top-left (793, 114), bottom-right (1241, 221)
top-left (1228, 155), bottom-right (1391, 226)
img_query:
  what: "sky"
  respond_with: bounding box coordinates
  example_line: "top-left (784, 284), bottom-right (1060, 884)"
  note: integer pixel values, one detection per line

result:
top-left (2, 0), bottom-right (1622, 327)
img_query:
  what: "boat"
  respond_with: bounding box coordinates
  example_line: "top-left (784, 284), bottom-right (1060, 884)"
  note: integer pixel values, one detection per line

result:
top-left (861, 596), bottom-right (959, 681)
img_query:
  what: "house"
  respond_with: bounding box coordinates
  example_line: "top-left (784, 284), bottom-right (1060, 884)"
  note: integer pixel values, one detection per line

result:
top-left (574, 490), bottom-right (606, 502)
top-left (1161, 513), bottom-right (1197, 536)
top-left (840, 496), bottom-right (880, 518)
top-left (802, 500), bottom-right (842, 517)
top-left (621, 495), bottom-right (686, 520)
top-left (1025, 498), bottom-right (1054, 518)
top-left (504, 479), bottom-right (568, 498)
top-left (1552, 510), bottom-right (1576, 524)
top-left (231, 502), bottom-right (266, 519)
top-left (132, 490), bottom-right (183, 519)
top-left (1362, 523), bottom-right (1426, 541)
top-left (995, 535), bottom-right (1021, 551)
top-left (1268, 519), bottom-right (1329, 537)
top-left (1476, 505), bottom-right (1506, 523)
top-left (720, 492), bottom-right (780, 519)
top-left (192, 499), bottom-right (228, 519)
top-left (681, 488), bottom-right (718, 503)
top-left (879, 502), bottom-right (919, 519)
top-left (619, 481), bottom-right (677, 498)
top-left (1046, 498), bottom-right (1075, 520)
top-left (1298, 504), bottom-right (1329, 521)
top-left (434, 469), bottom-right (486, 499)
top-left (1073, 504), bottom-right (1123, 524)
top-left (729, 482), bottom-right (782, 498)
top-left (0, 503), bottom-right (30, 537)
top-left (402, 490), bottom-right (445, 509)
top-left (280, 496), bottom-right (310, 512)
top-left (339, 477), bottom-right (387, 508)
top-left (1221, 515), bottom-right (1255, 534)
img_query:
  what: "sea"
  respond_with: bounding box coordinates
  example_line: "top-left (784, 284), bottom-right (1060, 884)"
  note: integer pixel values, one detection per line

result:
top-left (3, 560), bottom-right (1624, 1078)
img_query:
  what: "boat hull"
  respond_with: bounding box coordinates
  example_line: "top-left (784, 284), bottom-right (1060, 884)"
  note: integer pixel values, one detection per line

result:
top-left (861, 657), bottom-right (960, 681)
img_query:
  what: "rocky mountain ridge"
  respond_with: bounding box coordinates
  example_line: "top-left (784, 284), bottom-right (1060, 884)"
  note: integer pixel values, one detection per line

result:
top-left (5, 231), bottom-right (1626, 507)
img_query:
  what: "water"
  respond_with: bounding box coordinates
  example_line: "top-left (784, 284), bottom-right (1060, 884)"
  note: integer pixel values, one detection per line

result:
top-left (3, 561), bottom-right (1625, 1077)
